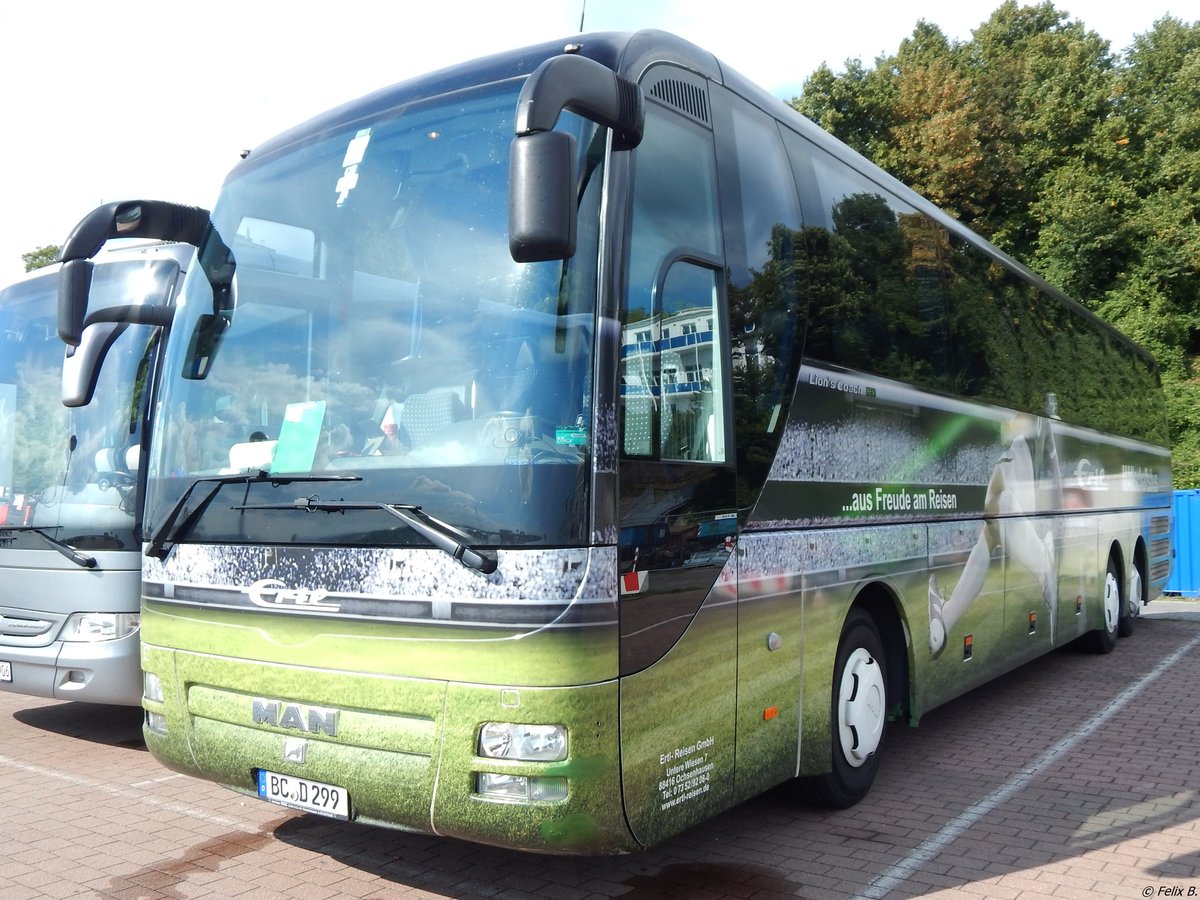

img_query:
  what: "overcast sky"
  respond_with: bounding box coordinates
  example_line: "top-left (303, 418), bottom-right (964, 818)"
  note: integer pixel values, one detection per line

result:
top-left (0, 0), bottom-right (1187, 285)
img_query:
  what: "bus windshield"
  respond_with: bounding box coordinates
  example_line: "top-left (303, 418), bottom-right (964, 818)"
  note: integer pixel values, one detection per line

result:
top-left (0, 258), bottom-right (177, 548)
top-left (147, 79), bottom-right (604, 551)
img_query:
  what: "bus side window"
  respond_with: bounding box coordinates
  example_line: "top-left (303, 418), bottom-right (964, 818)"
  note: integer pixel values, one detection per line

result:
top-left (782, 131), bottom-right (955, 392)
top-left (658, 262), bottom-right (726, 463)
top-left (620, 79), bottom-right (724, 461)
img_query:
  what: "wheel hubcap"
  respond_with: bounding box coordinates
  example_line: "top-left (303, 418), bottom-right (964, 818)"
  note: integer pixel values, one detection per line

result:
top-left (1128, 568), bottom-right (1143, 619)
top-left (1103, 571), bottom-right (1120, 632)
top-left (837, 647), bottom-right (885, 767)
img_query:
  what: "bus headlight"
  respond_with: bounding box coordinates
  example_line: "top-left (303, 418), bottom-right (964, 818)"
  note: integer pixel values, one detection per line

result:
top-left (476, 773), bottom-right (568, 803)
top-left (143, 671), bottom-right (164, 703)
top-left (60, 612), bottom-right (140, 642)
top-left (478, 722), bottom-right (567, 761)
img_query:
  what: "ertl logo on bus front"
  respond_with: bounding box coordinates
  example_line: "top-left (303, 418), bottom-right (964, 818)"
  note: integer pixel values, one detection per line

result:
top-left (244, 579), bottom-right (341, 612)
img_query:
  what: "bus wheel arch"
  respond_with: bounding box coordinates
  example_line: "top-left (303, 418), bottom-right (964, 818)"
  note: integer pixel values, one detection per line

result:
top-left (802, 585), bottom-right (908, 808)
top-left (854, 585), bottom-right (910, 723)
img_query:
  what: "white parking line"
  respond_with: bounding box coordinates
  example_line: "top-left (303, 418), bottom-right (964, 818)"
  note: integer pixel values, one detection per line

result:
top-left (855, 632), bottom-right (1200, 900)
top-left (0, 754), bottom-right (268, 832)
top-left (130, 772), bottom-right (189, 787)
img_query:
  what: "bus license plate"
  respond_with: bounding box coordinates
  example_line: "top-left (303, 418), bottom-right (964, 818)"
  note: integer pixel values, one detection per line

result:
top-left (0, 661), bottom-right (11, 682)
top-left (256, 769), bottom-right (349, 820)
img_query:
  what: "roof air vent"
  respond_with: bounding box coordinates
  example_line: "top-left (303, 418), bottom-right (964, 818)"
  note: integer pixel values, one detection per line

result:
top-left (647, 75), bottom-right (711, 127)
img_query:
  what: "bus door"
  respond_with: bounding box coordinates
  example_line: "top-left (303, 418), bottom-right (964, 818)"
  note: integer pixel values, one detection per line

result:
top-left (710, 86), bottom-right (810, 805)
top-left (615, 67), bottom-right (739, 848)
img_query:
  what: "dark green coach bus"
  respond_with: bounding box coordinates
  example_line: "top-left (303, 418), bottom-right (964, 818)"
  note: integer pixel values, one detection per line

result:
top-left (56, 30), bottom-right (1171, 852)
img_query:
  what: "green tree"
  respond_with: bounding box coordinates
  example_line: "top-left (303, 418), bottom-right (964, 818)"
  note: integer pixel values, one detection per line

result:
top-left (1102, 18), bottom-right (1200, 485)
top-left (938, 2), bottom-right (1115, 256)
top-left (21, 244), bottom-right (60, 272)
top-left (792, 59), bottom-right (897, 160)
top-left (878, 27), bottom-right (991, 222)
top-left (794, 4), bottom-right (1200, 485)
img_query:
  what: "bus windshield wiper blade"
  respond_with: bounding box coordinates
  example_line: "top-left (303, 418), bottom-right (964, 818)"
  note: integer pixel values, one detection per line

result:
top-left (0, 526), bottom-right (98, 569)
top-left (234, 497), bottom-right (498, 574)
top-left (145, 471), bottom-right (363, 560)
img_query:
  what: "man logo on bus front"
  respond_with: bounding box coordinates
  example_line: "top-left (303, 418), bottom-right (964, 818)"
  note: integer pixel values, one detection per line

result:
top-left (244, 578), bottom-right (341, 613)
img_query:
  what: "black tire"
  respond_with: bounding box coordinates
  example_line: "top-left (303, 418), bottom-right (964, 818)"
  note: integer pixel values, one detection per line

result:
top-left (801, 607), bottom-right (888, 808)
top-left (1084, 556), bottom-right (1120, 654)
top-left (1118, 561), bottom-right (1143, 638)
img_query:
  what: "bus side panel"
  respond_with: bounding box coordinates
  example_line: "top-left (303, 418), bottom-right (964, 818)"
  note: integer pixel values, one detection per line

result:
top-left (733, 532), bottom-right (803, 803)
top-left (619, 572), bottom-right (736, 848)
top-left (998, 514), bottom-right (1058, 664)
top-left (1052, 431), bottom-right (1173, 627)
top-left (922, 519), bottom-right (1007, 708)
top-left (1054, 512), bottom-right (1100, 646)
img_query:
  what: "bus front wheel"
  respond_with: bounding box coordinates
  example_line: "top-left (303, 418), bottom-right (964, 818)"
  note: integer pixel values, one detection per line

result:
top-left (803, 607), bottom-right (888, 808)
top-left (1083, 557), bottom-right (1121, 654)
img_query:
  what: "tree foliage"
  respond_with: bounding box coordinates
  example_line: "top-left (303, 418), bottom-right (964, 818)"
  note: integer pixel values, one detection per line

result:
top-left (793, 5), bottom-right (1200, 486)
top-left (21, 244), bottom-right (60, 272)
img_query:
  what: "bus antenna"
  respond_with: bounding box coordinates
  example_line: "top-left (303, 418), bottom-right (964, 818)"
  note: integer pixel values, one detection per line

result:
top-left (579, 0), bottom-right (586, 31)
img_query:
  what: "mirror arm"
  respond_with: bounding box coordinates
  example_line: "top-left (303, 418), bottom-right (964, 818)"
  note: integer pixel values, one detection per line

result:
top-left (83, 304), bottom-right (176, 330)
top-left (59, 201), bottom-right (212, 264)
top-left (514, 53), bottom-right (644, 149)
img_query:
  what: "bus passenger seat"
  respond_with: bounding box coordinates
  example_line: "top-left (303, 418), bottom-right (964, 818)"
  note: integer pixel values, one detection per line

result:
top-left (399, 392), bottom-right (463, 447)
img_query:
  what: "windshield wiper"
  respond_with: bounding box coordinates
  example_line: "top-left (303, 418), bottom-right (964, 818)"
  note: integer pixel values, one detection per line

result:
top-left (233, 497), bottom-right (498, 574)
top-left (145, 471), bottom-right (363, 560)
top-left (0, 526), bottom-right (98, 569)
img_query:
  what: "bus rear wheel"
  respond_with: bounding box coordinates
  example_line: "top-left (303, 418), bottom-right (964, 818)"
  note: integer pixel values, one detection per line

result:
top-left (1118, 562), bottom-right (1143, 638)
top-left (803, 607), bottom-right (888, 808)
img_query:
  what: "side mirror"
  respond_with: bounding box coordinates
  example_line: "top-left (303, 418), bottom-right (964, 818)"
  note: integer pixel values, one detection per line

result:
top-left (509, 131), bottom-right (577, 263)
top-left (62, 322), bottom-right (122, 408)
top-left (509, 53), bottom-right (644, 263)
top-left (61, 304), bottom-right (176, 407)
top-left (57, 200), bottom-right (212, 346)
top-left (183, 313), bottom-right (231, 380)
top-left (58, 258), bottom-right (94, 348)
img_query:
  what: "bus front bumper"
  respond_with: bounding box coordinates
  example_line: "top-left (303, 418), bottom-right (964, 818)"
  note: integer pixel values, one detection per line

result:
top-left (142, 645), bottom-right (638, 854)
top-left (0, 633), bottom-right (142, 706)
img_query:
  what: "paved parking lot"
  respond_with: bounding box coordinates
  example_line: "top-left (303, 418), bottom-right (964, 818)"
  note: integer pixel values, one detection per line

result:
top-left (3, 603), bottom-right (1199, 900)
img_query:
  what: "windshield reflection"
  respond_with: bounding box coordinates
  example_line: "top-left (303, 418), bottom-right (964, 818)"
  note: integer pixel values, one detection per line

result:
top-left (0, 257), bottom-right (177, 547)
top-left (149, 80), bottom-right (603, 549)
